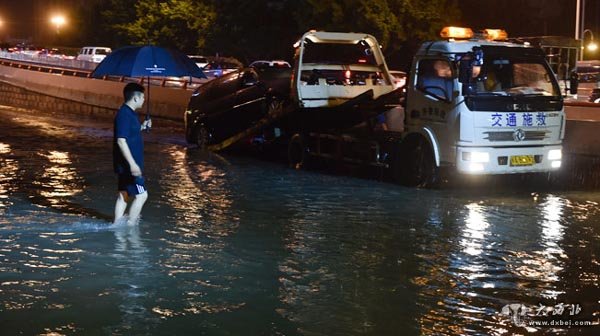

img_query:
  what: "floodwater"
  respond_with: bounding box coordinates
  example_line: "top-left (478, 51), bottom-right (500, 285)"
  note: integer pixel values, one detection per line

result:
top-left (0, 105), bottom-right (598, 336)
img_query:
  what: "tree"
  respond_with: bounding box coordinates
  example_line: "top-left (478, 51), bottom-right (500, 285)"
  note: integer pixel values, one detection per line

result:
top-left (204, 0), bottom-right (300, 63)
top-left (104, 0), bottom-right (216, 53)
top-left (98, 0), bottom-right (460, 68)
top-left (97, 0), bottom-right (140, 47)
top-left (293, 0), bottom-right (460, 68)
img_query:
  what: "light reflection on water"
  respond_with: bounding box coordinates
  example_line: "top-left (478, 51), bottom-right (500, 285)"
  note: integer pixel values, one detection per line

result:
top-left (35, 151), bottom-right (83, 207)
top-left (0, 107), bottom-right (599, 335)
top-left (0, 142), bottom-right (18, 212)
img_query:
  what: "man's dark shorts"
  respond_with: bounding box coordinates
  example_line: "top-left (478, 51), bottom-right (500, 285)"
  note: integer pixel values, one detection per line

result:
top-left (118, 175), bottom-right (147, 197)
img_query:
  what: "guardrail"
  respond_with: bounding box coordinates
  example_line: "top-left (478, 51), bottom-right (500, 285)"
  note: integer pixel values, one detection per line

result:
top-left (0, 51), bottom-right (208, 90)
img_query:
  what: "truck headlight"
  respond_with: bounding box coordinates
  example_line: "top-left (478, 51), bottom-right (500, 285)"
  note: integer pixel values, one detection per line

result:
top-left (462, 151), bottom-right (490, 163)
top-left (468, 163), bottom-right (485, 172)
top-left (548, 149), bottom-right (562, 161)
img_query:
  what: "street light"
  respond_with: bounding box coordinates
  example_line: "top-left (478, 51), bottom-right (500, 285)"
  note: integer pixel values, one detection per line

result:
top-left (583, 29), bottom-right (597, 54)
top-left (50, 14), bottom-right (66, 34)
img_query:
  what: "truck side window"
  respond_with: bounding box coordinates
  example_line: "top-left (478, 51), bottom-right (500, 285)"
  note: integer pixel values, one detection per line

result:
top-left (416, 59), bottom-right (453, 101)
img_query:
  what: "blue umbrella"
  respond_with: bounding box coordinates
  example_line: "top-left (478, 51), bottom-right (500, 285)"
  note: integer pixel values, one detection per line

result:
top-left (92, 45), bottom-right (206, 127)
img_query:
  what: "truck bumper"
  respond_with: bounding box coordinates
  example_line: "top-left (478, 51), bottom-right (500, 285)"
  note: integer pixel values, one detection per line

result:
top-left (455, 145), bottom-right (562, 175)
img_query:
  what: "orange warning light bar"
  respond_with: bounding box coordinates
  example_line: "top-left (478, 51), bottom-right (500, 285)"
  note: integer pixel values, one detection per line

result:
top-left (440, 26), bottom-right (474, 39)
top-left (483, 29), bottom-right (508, 41)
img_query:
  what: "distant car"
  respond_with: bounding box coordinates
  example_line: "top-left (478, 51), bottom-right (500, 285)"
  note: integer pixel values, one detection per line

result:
top-left (185, 67), bottom-right (292, 146)
top-left (202, 60), bottom-right (241, 78)
top-left (249, 60), bottom-right (291, 69)
top-left (188, 55), bottom-right (209, 69)
top-left (76, 46), bottom-right (112, 63)
top-left (576, 61), bottom-right (600, 83)
top-left (389, 70), bottom-right (407, 89)
top-left (589, 88), bottom-right (600, 103)
top-left (38, 48), bottom-right (68, 59)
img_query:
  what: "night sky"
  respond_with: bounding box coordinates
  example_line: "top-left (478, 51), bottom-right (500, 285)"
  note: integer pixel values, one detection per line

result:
top-left (0, 0), bottom-right (598, 42)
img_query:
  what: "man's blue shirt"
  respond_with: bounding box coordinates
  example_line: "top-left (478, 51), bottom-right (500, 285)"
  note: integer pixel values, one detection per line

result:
top-left (113, 104), bottom-right (144, 174)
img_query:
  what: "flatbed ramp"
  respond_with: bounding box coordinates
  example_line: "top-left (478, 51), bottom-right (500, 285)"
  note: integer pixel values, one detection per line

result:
top-left (206, 99), bottom-right (291, 152)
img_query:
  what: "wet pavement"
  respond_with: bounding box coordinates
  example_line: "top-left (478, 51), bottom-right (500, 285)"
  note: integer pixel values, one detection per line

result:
top-left (0, 105), bottom-right (599, 335)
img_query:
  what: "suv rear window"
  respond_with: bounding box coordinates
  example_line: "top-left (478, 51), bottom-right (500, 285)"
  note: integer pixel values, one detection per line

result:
top-left (302, 42), bottom-right (377, 65)
top-left (190, 57), bottom-right (208, 63)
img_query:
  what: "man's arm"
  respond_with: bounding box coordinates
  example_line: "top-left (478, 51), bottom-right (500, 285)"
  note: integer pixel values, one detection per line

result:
top-left (116, 138), bottom-right (141, 176)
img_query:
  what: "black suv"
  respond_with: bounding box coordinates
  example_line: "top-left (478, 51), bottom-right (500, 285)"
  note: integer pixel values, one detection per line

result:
top-left (185, 67), bottom-right (291, 147)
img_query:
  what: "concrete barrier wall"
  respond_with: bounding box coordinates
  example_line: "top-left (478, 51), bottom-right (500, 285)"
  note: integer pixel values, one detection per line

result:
top-left (0, 80), bottom-right (116, 116)
top-left (0, 64), bottom-right (193, 121)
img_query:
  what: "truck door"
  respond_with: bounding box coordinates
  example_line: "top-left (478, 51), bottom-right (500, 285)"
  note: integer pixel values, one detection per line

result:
top-left (408, 58), bottom-right (457, 163)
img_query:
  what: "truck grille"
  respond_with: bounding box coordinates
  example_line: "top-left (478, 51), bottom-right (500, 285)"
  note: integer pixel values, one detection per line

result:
top-left (483, 130), bottom-right (548, 142)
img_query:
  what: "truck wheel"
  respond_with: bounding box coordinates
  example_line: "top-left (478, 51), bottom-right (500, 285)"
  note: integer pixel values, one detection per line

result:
top-left (288, 134), bottom-right (309, 169)
top-left (397, 136), bottom-right (438, 188)
top-left (195, 125), bottom-right (210, 150)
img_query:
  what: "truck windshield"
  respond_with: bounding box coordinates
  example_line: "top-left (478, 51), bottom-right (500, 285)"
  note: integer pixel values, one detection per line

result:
top-left (467, 53), bottom-right (559, 97)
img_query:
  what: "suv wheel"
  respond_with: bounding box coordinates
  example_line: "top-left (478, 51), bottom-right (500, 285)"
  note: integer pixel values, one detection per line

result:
top-left (195, 125), bottom-right (210, 150)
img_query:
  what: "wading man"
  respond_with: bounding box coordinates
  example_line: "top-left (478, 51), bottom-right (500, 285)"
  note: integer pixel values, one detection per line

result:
top-left (113, 82), bottom-right (151, 225)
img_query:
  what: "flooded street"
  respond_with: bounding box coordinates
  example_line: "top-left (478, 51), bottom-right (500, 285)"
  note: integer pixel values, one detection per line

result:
top-left (0, 105), bottom-right (598, 335)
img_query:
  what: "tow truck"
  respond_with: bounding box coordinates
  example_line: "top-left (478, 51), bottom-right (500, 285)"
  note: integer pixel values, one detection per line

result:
top-left (287, 27), bottom-right (565, 187)
top-left (187, 27), bottom-right (564, 188)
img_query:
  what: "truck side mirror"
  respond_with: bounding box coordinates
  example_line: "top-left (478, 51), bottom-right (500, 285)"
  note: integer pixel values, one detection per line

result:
top-left (569, 72), bottom-right (579, 95)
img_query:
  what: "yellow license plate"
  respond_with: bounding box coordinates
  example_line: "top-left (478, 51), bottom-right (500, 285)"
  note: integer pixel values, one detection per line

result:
top-left (510, 155), bottom-right (534, 166)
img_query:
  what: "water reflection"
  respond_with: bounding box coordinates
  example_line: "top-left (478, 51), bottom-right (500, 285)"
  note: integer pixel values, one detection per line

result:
top-left (461, 202), bottom-right (491, 256)
top-left (33, 150), bottom-right (83, 209)
top-left (149, 148), bottom-right (242, 319)
top-left (0, 231), bottom-right (80, 314)
top-left (0, 142), bottom-right (18, 213)
top-left (111, 223), bottom-right (156, 333)
top-left (2, 104), bottom-right (600, 335)
top-left (276, 183), bottom-right (399, 335)
top-left (415, 199), bottom-right (497, 335)
top-left (540, 195), bottom-right (566, 257)
top-left (507, 195), bottom-right (566, 299)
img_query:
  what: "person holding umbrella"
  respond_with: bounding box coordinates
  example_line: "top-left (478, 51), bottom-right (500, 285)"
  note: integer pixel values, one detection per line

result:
top-left (113, 82), bottom-right (152, 225)
top-left (92, 45), bottom-right (205, 224)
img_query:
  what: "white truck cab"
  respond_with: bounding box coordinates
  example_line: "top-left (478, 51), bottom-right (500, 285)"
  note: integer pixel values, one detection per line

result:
top-left (401, 27), bottom-right (564, 186)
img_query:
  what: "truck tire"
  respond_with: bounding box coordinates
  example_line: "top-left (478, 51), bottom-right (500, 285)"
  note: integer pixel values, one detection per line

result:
top-left (396, 136), bottom-right (438, 188)
top-left (288, 134), bottom-right (309, 169)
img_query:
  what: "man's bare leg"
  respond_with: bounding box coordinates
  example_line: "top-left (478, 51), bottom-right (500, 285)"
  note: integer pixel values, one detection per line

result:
top-left (114, 192), bottom-right (128, 224)
top-left (127, 191), bottom-right (148, 225)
